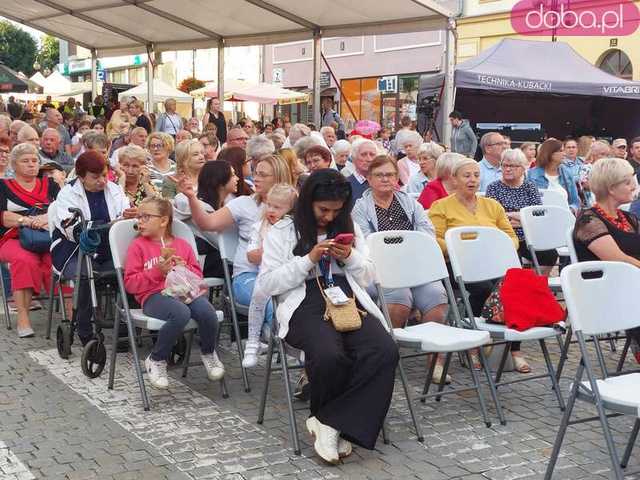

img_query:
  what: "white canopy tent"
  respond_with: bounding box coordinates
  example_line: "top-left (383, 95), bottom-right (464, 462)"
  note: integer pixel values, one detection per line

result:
top-left (118, 79), bottom-right (193, 104)
top-left (191, 80), bottom-right (309, 105)
top-left (42, 71), bottom-right (73, 94)
top-left (29, 72), bottom-right (47, 88)
top-left (2, 0), bottom-right (456, 136)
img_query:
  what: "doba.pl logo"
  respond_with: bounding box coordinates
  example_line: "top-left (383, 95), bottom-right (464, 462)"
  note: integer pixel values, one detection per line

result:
top-left (511, 0), bottom-right (640, 36)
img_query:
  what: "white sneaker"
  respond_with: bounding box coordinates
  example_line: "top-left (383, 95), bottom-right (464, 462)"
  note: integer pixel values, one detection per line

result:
top-left (242, 340), bottom-right (260, 368)
top-left (306, 417), bottom-right (340, 464)
top-left (202, 351), bottom-right (225, 381)
top-left (338, 438), bottom-right (352, 458)
top-left (145, 355), bottom-right (169, 389)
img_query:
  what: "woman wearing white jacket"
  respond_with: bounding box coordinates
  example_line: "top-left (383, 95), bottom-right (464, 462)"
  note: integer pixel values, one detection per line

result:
top-left (259, 169), bottom-right (398, 464)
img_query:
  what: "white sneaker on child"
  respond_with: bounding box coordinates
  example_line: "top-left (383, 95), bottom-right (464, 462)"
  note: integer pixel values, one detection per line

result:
top-left (202, 352), bottom-right (225, 381)
top-left (145, 355), bottom-right (169, 389)
top-left (242, 340), bottom-right (260, 368)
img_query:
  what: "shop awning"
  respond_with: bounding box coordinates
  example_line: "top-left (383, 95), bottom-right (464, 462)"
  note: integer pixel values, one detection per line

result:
top-left (191, 80), bottom-right (309, 105)
top-left (1, 0), bottom-right (453, 55)
top-left (117, 79), bottom-right (193, 103)
top-left (0, 62), bottom-right (29, 93)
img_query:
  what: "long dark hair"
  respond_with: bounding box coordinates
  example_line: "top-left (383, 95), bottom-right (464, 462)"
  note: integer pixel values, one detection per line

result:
top-left (217, 147), bottom-right (253, 196)
top-left (198, 160), bottom-right (234, 210)
top-left (293, 169), bottom-right (353, 256)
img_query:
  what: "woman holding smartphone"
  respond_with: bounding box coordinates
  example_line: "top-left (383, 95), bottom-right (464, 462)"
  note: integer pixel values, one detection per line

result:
top-left (259, 169), bottom-right (398, 465)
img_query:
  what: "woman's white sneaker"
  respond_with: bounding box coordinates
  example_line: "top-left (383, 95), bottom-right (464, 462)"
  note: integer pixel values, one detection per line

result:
top-left (202, 352), bottom-right (225, 381)
top-left (242, 340), bottom-right (260, 368)
top-left (145, 355), bottom-right (169, 389)
top-left (306, 417), bottom-right (340, 464)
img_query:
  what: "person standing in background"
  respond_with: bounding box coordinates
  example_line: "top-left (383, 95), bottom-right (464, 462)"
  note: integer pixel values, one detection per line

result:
top-left (202, 98), bottom-right (227, 145)
top-left (448, 111), bottom-right (477, 158)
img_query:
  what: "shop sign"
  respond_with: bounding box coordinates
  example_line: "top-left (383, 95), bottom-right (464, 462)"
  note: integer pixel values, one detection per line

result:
top-left (378, 75), bottom-right (398, 93)
top-left (320, 71), bottom-right (330, 88)
top-left (68, 58), bottom-right (92, 73)
top-left (97, 69), bottom-right (106, 81)
top-left (272, 67), bottom-right (283, 84)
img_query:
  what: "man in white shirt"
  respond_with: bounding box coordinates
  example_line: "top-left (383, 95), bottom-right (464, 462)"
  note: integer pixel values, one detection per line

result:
top-left (478, 132), bottom-right (506, 192)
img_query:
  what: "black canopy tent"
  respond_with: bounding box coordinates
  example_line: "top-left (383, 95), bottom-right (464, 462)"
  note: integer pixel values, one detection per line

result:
top-left (0, 62), bottom-right (29, 93)
top-left (417, 39), bottom-right (640, 140)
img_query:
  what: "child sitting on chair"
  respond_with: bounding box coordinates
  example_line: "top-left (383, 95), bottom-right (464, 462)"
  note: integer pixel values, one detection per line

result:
top-left (124, 197), bottom-right (224, 389)
top-left (243, 184), bottom-right (298, 368)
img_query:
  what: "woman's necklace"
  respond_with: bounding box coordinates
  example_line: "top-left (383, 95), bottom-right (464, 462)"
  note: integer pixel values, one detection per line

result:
top-left (593, 203), bottom-right (633, 232)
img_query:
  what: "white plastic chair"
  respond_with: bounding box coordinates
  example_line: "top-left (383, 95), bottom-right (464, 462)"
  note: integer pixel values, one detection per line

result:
top-left (520, 205), bottom-right (575, 289)
top-left (445, 226), bottom-right (566, 417)
top-left (545, 261), bottom-right (640, 480)
top-left (368, 230), bottom-right (500, 435)
top-left (539, 188), bottom-right (570, 210)
top-left (565, 225), bottom-right (578, 264)
top-left (217, 226), bottom-right (251, 392)
top-left (108, 219), bottom-right (227, 410)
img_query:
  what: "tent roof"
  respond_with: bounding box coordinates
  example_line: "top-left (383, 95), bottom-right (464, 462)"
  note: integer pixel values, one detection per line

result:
top-left (42, 70), bottom-right (73, 94)
top-left (2, 0), bottom-right (453, 56)
top-left (455, 38), bottom-right (640, 100)
top-left (29, 72), bottom-right (47, 87)
top-left (118, 79), bottom-right (192, 103)
top-left (0, 63), bottom-right (29, 92)
top-left (191, 79), bottom-right (309, 105)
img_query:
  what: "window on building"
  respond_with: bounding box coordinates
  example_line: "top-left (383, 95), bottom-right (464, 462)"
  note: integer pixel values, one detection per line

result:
top-left (598, 49), bottom-right (633, 80)
top-left (129, 67), bottom-right (145, 84)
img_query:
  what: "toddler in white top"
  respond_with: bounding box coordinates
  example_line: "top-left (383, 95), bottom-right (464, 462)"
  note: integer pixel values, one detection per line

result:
top-left (243, 184), bottom-right (298, 368)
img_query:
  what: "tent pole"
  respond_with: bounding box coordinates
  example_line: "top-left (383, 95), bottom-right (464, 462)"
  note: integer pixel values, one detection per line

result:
top-left (90, 49), bottom-right (98, 102)
top-left (441, 18), bottom-right (456, 148)
top-left (312, 30), bottom-right (322, 127)
top-left (146, 44), bottom-right (155, 114)
top-left (218, 39), bottom-right (225, 117)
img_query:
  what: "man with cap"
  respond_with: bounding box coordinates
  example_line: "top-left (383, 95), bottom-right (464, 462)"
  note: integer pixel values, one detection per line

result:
top-left (612, 138), bottom-right (628, 160)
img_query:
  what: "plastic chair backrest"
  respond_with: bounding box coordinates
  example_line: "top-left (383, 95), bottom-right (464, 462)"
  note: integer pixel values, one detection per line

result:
top-left (566, 226), bottom-right (578, 264)
top-left (109, 219), bottom-right (198, 269)
top-left (367, 230), bottom-right (448, 289)
top-left (47, 200), bottom-right (57, 236)
top-left (520, 205), bottom-right (575, 250)
top-left (539, 189), bottom-right (570, 209)
top-left (561, 261), bottom-right (640, 336)
top-left (218, 226), bottom-right (239, 262)
top-left (445, 226), bottom-right (521, 283)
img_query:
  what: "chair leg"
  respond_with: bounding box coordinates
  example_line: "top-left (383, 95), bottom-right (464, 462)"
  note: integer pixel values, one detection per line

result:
top-left (181, 330), bottom-right (195, 378)
top-left (540, 339), bottom-right (565, 411)
top-left (478, 346), bottom-right (506, 425)
top-left (0, 270), bottom-right (11, 330)
top-left (124, 310), bottom-right (150, 411)
top-left (420, 353), bottom-right (438, 403)
top-left (494, 342), bottom-right (512, 385)
top-left (591, 385), bottom-right (625, 479)
top-left (435, 352), bottom-right (452, 402)
top-left (465, 350), bottom-right (492, 428)
top-left (230, 305), bottom-right (251, 393)
top-left (257, 336), bottom-right (275, 425)
top-left (46, 274), bottom-right (56, 339)
top-left (621, 418), bottom-right (640, 469)
top-left (279, 338), bottom-right (301, 455)
top-left (397, 357), bottom-right (424, 442)
top-left (107, 308), bottom-right (122, 390)
top-left (556, 325), bottom-right (573, 382)
top-left (544, 362), bottom-right (583, 480)
top-left (616, 337), bottom-right (631, 374)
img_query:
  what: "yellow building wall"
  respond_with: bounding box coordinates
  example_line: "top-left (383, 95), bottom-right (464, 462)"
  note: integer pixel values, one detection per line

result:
top-left (456, 6), bottom-right (640, 80)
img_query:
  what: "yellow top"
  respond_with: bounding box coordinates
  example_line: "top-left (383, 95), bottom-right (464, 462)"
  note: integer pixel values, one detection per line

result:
top-left (428, 194), bottom-right (519, 256)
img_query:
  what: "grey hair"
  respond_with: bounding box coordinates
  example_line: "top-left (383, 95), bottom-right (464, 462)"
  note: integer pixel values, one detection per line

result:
top-left (501, 148), bottom-right (528, 168)
top-left (293, 135), bottom-right (322, 159)
top-left (288, 123), bottom-right (311, 145)
top-left (17, 125), bottom-right (38, 143)
top-left (418, 142), bottom-right (444, 159)
top-left (0, 115), bottom-right (12, 132)
top-left (42, 127), bottom-right (61, 140)
top-left (480, 131), bottom-right (502, 152)
top-left (351, 138), bottom-right (377, 158)
top-left (451, 157), bottom-right (479, 177)
top-left (435, 152), bottom-right (466, 179)
top-left (9, 143), bottom-right (38, 169)
top-left (396, 129), bottom-right (423, 148)
top-left (246, 135), bottom-right (275, 160)
top-left (118, 144), bottom-right (147, 164)
top-left (332, 139), bottom-right (351, 155)
top-left (320, 126), bottom-right (335, 136)
top-left (10, 119), bottom-right (27, 133)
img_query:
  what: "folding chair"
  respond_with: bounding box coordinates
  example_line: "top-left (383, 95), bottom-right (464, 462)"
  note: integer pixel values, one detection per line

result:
top-left (445, 226), bottom-right (566, 419)
top-left (545, 261), bottom-right (640, 480)
top-left (256, 297), bottom-right (390, 454)
top-left (368, 230), bottom-right (502, 435)
top-left (107, 219), bottom-right (227, 411)
top-left (45, 200), bottom-right (72, 339)
top-left (540, 188), bottom-right (570, 210)
top-left (520, 205), bottom-right (575, 290)
top-left (217, 226), bottom-right (251, 392)
top-left (0, 262), bottom-right (11, 330)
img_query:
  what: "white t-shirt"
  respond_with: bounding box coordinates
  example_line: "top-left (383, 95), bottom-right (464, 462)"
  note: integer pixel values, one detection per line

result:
top-left (226, 195), bottom-right (264, 277)
top-left (544, 174), bottom-right (568, 199)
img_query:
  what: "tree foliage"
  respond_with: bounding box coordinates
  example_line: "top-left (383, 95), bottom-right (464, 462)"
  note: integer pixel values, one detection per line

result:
top-left (178, 77), bottom-right (205, 93)
top-left (36, 35), bottom-right (60, 73)
top-left (0, 20), bottom-right (37, 75)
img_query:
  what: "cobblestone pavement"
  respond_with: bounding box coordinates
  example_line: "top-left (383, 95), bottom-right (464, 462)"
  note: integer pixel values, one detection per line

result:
top-left (1, 308), bottom-right (639, 480)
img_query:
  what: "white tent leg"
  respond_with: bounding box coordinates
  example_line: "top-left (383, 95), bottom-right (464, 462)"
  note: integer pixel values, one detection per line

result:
top-left (91, 49), bottom-right (98, 101)
top-left (146, 44), bottom-right (155, 113)
top-left (218, 39), bottom-right (225, 112)
top-left (441, 18), bottom-right (456, 147)
top-left (312, 30), bottom-right (322, 127)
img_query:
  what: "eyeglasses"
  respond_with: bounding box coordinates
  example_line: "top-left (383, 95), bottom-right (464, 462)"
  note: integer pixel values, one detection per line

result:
top-left (254, 171), bottom-right (273, 179)
top-left (148, 143), bottom-right (164, 150)
top-left (136, 213), bottom-right (163, 223)
top-left (0, 149), bottom-right (9, 155)
top-left (371, 172), bottom-right (397, 180)
top-left (501, 164), bottom-right (523, 170)
top-left (488, 141), bottom-right (507, 147)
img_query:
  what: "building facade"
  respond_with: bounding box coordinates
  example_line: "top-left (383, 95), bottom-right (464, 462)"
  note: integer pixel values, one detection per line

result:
top-left (263, 32), bottom-right (446, 131)
top-left (457, 0), bottom-right (639, 81)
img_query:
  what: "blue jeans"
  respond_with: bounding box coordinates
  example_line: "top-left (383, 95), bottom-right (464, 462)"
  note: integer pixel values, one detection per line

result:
top-left (144, 294), bottom-right (218, 362)
top-left (232, 271), bottom-right (273, 329)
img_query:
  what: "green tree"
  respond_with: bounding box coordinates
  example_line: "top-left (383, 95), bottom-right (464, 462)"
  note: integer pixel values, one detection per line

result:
top-left (0, 20), bottom-right (37, 75)
top-left (36, 35), bottom-right (60, 73)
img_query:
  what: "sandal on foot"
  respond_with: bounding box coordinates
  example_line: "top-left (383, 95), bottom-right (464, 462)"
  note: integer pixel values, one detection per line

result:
top-left (512, 354), bottom-right (531, 373)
